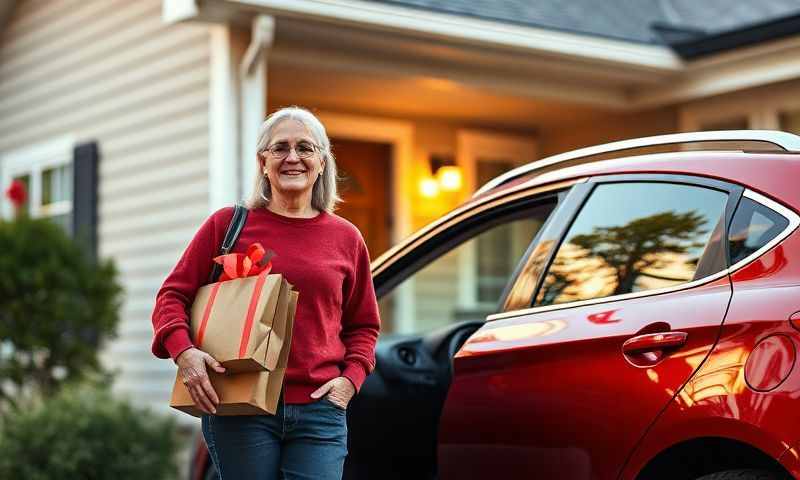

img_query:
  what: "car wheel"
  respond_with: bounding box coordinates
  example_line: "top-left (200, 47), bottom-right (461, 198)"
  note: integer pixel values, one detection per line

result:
top-left (695, 470), bottom-right (786, 480)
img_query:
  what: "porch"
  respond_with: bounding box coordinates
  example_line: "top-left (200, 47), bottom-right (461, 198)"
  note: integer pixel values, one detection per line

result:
top-left (178, 1), bottom-right (800, 334)
top-left (252, 18), bottom-right (679, 334)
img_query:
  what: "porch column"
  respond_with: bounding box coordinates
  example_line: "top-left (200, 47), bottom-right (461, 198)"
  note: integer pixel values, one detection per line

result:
top-left (208, 24), bottom-right (239, 212)
top-left (240, 15), bottom-right (275, 201)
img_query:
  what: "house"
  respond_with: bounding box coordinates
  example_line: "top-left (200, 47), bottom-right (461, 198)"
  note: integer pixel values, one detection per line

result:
top-left (3, 0), bottom-right (800, 422)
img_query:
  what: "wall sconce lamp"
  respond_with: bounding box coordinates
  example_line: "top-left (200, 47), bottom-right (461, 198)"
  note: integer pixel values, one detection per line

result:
top-left (419, 154), bottom-right (463, 198)
top-left (436, 165), bottom-right (462, 192)
top-left (419, 177), bottom-right (440, 198)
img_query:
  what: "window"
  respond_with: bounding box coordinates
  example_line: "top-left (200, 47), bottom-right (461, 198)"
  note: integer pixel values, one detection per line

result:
top-left (1, 138), bottom-right (74, 235)
top-left (729, 196), bottom-right (790, 265)
top-left (379, 195), bottom-right (559, 334)
top-left (536, 182), bottom-right (728, 307)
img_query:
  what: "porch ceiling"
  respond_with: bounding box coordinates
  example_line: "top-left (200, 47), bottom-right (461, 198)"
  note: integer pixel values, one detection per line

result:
top-left (268, 60), bottom-right (609, 130)
top-left (266, 17), bottom-right (650, 111)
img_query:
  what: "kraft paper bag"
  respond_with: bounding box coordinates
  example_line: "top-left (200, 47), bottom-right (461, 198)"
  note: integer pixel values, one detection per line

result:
top-left (170, 288), bottom-right (298, 417)
top-left (189, 272), bottom-right (292, 373)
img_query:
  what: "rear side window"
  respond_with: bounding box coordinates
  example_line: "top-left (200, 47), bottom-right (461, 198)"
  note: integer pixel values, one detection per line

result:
top-left (729, 197), bottom-right (789, 265)
top-left (536, 182), bottom-right (728, 307)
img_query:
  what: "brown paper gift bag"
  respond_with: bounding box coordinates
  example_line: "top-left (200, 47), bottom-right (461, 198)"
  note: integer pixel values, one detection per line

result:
top-left (190, 271), bottom-right (291, 373)
top-left (170, 290), bottom-right (299, 417)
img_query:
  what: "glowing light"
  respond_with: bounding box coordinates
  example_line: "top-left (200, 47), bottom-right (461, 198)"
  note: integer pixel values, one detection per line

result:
top-left (419, 177), bottom-right (440, 198)
top-left (436, 166), bottom-right (463, 192)
top-left (418, 77), bottom-right (460, 92)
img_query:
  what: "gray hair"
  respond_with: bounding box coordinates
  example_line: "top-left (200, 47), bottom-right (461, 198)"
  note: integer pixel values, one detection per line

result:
top-left (245, 106), bottom-right (340, 213)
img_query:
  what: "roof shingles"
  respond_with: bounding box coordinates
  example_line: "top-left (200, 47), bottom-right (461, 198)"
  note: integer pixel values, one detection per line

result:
top-left (365, 0), bottom-right (800, 44)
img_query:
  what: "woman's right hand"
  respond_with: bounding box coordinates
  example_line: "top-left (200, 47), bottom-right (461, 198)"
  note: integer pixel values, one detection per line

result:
top-left (176, 347), bottom-right (226, 414)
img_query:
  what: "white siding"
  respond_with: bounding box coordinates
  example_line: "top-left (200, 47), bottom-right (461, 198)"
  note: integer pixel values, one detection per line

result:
top-left (0, 0), bottom-right (211, 421)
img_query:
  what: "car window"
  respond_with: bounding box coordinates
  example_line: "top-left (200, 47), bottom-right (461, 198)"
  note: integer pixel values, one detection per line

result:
top-left (729, 196), bottom-right (790, 265)
top-left (378, 198), bottom-right (559, 335)
top-left (535, 182), bottom-right (728, 307)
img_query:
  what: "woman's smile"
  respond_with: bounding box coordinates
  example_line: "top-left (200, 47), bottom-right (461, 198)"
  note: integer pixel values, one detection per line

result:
top-left (277, 164), bottom-right (312, 186)
top-left (280, 168), bottom-right (308, 176)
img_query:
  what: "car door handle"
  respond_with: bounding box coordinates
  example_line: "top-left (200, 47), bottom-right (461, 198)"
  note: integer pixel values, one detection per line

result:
top-left (622, 331), bottom-right (688, 355)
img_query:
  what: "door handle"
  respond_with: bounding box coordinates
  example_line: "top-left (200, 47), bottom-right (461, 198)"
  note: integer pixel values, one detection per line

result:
top-left (623, 331), bottom-right (688, 355)
top-left (622, 331), bottom-right (688, 366)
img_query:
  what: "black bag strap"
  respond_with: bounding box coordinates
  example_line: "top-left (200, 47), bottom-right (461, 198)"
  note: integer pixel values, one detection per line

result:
top-left (208, 203), bottom-right (249, 283)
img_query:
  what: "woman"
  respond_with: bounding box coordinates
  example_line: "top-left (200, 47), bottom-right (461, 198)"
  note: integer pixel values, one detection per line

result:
top-left (151, 106), bottom-right (381, 479)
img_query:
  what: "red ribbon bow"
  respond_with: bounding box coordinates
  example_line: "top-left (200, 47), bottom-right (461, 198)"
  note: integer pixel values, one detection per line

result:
top-left (213, 242), bottom-right (274, 282)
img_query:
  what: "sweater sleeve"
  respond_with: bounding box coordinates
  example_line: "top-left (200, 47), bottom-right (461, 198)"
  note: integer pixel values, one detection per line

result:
top-left (340, 234), bottom-right (381, 393)
top-left (150, 207), bottom-right (232, 362)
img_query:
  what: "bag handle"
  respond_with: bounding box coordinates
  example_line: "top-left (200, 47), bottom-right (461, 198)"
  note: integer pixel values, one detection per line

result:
top-left (208, 203), bottom-right (249, 284)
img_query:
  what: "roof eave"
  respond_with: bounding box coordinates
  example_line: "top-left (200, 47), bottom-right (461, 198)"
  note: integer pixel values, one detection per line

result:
top-left (179, 0), bottom-right (800, 110)
top-left (664, 13), bottom-right (800, 60)
top-left (215, 0), bottom-right (684, 75)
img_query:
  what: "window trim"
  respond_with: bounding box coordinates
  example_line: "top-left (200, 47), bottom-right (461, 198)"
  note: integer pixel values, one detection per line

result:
top-left (0, 136), bottom-right (75, 221)
top-left (488, 174), bottom-right (775, 321)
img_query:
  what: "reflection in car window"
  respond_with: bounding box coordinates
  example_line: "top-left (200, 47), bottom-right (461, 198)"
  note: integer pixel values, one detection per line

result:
top-left (729, 197), bottom-right (789, 265)
top-left (535, 182), bottom-right (728, 307)
top-left (379, 199), bottom-right (558, 335)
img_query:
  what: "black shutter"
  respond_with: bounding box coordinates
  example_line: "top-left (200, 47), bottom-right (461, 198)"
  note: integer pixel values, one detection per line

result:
top-left (72, 142), bottom-right (99, 261)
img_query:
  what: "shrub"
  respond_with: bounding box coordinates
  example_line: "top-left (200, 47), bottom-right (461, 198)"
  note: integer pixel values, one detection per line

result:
top-left (0, 215), bottom-right (123, 412)
top-left (0, 382), bottom-right (180, 479)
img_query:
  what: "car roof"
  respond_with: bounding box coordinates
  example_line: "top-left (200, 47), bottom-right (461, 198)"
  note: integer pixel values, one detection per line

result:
top-left (476, 150), bottom-right (800, 212)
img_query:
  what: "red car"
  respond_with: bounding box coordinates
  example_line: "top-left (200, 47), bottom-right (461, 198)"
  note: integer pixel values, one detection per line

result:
top-left (190, 131), bottom-right (800, 480)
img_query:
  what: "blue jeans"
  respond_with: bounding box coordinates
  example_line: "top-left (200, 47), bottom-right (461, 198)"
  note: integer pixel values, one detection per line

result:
top-left (201, 397), bottom-right (348, 479)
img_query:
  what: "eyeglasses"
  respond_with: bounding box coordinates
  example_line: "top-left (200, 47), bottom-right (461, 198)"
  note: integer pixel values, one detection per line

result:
top-left (263, 141), bottom-right (320, 160)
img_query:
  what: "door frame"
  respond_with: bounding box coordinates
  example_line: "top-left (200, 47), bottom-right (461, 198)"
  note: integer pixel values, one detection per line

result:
top-left (318, 111), bottom-right (415, 332)
top-left (318, 111), bottom-right (413, 244)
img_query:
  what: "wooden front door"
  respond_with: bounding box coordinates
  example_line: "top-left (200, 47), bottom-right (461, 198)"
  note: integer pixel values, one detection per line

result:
top-left (331, 139), bottom-right (392, 260)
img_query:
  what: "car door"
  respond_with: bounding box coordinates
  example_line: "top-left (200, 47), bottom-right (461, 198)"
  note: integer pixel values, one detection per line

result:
top-left (344, 180), bottom-right (577, 480)
top-left (438, 174), bottom-right (743, 480)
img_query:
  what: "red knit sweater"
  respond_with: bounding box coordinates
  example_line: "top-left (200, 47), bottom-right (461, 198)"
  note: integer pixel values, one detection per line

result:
top-left (151, 206), bottom-right (381, 404)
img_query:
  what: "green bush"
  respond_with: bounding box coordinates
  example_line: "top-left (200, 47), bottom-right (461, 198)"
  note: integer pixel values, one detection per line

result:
top-left (0, 382), bottom-right (180, 480)
top-left (0, 215), bottom-right (123, 412)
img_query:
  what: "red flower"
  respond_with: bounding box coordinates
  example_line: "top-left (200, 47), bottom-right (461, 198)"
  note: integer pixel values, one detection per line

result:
top-left (5, 179), bottom-right (28, 208)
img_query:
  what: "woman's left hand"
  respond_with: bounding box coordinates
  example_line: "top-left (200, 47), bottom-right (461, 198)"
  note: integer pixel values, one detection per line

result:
top-left (310, 376), bottom-right (355, 409)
